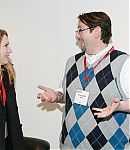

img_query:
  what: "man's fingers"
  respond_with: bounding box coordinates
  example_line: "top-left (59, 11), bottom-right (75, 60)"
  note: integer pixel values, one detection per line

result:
top-left (37, 93), bottom-right (43, 99)
top-left (37, 86), bottom-right (56, 103)
top-left (37, 92), bottom-right (52, 101)
top-left (38, 85), bottom-right (48, 92)
top-left (94, 112), bottom-right (102, 116)
top-left (41, 98), bottom-right (46, 102)
top-left (94, 112), bottom-right (108, 118)
top-left (92, 108), bottom-right (103, 112)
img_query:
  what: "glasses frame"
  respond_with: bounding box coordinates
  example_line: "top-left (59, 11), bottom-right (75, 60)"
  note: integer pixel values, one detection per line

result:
top-left (75, 27), bottom-right (91, 33)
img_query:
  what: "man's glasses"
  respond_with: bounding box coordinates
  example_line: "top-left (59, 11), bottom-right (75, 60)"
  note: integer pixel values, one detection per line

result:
top-left (75, 27), bottom-right (91, 33)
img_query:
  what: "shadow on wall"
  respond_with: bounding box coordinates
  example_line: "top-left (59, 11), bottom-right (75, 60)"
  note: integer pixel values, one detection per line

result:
top-left (37, 101), bottom-right (64, 112)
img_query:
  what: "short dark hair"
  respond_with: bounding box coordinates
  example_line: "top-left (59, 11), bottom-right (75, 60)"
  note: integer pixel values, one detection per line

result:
top-left (78, 11), bottom-right (112, 44)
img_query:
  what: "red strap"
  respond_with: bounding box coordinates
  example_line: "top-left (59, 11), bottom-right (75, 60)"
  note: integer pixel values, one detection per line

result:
top-left (84, 46), bottom-right (114, 85)
top-left (0, 75), bottom-right (6, 106)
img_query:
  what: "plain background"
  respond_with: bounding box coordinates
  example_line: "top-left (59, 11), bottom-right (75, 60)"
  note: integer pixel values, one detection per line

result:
top-left (0, 0), bottom-right (129, 149)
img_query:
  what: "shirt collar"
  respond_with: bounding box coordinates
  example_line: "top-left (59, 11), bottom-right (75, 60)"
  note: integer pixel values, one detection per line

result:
top-left (85, 44), bottom-right (113, 64)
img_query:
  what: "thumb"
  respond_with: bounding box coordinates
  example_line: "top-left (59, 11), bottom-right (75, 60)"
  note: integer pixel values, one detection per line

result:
top-left (113, 98), bottom-right (120, 103)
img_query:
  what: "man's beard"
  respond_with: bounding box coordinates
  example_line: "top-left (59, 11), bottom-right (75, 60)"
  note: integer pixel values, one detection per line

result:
top-left (75, 38), bottom-right (86, 52)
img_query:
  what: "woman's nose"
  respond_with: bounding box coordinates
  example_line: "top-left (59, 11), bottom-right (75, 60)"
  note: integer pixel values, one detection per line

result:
top-left (8, 46), bottom-right (13, 53)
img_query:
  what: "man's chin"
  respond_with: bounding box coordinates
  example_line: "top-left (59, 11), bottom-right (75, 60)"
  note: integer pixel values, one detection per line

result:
top-left (81, 47), bottom-right (86, 52)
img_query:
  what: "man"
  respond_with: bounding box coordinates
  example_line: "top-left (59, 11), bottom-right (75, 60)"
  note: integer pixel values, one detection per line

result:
top-left (37, 11), bottom-right (129, 149)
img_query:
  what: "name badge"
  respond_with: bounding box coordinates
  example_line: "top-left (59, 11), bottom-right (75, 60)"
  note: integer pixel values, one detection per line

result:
top-left (74, 89), bottom-right (89, 106)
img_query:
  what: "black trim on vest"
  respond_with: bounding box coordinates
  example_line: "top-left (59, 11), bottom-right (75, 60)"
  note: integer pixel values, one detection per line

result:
top-left (75, 52), bottom-right (85, 62)
top-left (110, 50), bottom-right (126, 62)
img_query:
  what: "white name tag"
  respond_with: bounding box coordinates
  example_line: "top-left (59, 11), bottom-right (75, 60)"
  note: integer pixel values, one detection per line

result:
top-left (74, 89), bottom-right (89, 106)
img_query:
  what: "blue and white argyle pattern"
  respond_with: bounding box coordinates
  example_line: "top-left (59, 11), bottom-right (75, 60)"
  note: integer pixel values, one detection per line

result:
top-left (60, 50), bottom-right (130, 150)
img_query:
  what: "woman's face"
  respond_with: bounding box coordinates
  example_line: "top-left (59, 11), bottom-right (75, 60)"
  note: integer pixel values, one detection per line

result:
top-left (0, 35), bottom-right (12, 65)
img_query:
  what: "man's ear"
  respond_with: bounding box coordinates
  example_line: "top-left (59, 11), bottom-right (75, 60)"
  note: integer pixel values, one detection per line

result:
top-left (94, 26), bottom-right (101, 38)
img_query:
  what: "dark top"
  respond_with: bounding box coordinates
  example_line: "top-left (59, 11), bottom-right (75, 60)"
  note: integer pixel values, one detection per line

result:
top-left (0, 66), bottom-right (25, 150)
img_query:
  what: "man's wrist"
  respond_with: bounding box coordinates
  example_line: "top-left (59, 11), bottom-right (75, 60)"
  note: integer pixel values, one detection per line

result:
top-left (55, 91), bottom-right (64, 102)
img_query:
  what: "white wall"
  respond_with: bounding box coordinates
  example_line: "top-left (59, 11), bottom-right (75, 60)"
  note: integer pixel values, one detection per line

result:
top-left (0, 0), bottom-right (129, 149)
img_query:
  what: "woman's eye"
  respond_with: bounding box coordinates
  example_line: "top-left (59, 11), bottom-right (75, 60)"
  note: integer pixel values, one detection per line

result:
top-left (5, 44), bottom-right (8, 47)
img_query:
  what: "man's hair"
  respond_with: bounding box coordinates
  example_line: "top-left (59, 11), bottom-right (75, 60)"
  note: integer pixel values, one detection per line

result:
top-left (78, 11), bottom-right (112, 44)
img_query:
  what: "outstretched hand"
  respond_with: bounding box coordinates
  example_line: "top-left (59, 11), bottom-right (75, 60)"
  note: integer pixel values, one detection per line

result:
top-left (92, 98), bottom-right (120, 118)
top-left (37, 85), bottom-right (58, 103)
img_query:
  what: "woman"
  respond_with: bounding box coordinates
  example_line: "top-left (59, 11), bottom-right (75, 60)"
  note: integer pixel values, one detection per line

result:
top-left (0, 29), bottom-right (25, 150)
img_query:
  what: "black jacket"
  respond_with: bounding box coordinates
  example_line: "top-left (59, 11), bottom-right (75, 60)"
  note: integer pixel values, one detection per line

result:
top-left (0, 67), bottom-right (25, 150)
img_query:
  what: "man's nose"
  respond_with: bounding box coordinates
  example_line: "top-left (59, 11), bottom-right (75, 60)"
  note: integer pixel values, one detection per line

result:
top-left (75, 34), bottom-right (81, 42)
top-left (75, 32), bottom-right (80, 38)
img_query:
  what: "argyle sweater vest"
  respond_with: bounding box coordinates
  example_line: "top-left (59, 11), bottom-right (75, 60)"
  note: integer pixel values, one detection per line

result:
top-left (60, 50), bottom-right (129, 150)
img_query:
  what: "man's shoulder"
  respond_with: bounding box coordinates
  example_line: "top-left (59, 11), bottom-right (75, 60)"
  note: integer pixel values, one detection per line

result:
top-left (67, 51), bottom-right (85, 62)
top-left (110, 50), bottom-right (129, 62)
top-left (112, 50), bottom-right (128, 55)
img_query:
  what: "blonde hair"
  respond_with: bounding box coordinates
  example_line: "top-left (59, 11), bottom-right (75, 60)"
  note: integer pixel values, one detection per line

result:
top-left (0, 29), bottom-right (16, 84)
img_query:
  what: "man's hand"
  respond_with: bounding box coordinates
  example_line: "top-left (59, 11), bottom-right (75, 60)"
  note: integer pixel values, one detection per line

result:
top-left (37, 85), bottom-right (58, 103)
top-left (92, 98), bottom-right (120, 118)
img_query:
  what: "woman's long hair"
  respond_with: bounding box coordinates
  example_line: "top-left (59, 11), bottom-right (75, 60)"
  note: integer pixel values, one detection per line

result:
top-left (0, 29), bottom-right (15, 84)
